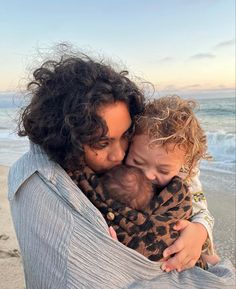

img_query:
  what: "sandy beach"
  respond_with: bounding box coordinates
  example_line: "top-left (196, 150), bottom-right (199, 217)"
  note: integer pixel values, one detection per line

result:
top-left (0, 165), bottom-right (235, 289)
top-left (0, 166), bottom-right (25, 289)
top-left (200, 168), bottom-right (236, 264)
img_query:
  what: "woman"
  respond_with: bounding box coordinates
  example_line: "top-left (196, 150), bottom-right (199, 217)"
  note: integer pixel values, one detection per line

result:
top-left (8, 50), bottom-right (235, 288)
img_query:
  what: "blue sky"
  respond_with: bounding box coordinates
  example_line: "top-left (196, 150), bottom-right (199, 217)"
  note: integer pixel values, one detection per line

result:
top-left (0, 0), bottom-right (235, 97)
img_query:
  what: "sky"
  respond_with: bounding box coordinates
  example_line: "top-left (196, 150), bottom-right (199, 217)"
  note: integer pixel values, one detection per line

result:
top-left (0, 0), bottom-right (235, 98)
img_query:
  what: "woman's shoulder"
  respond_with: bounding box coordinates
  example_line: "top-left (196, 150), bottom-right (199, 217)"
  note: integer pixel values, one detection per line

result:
top-left (8, 143), bottom-right (108, 229)
top-left (8, 143), bottom-right (57, 201)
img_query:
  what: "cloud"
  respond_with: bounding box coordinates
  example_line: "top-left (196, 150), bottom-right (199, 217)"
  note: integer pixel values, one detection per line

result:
top-left (160, 84), bottom-right (178, 91)
top-left (214, 39), bottom-right (235, 49)
top-left (180, 84), bottom-right (201, 90)
top-left (158, 84), bottom-right (203, 92)
top-left (158, 57), bottom-right (173, 63)
top-left (190, 53), bottom-right (215, 60)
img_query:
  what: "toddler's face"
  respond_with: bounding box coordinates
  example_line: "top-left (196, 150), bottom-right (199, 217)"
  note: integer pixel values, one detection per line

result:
top-left (126, 134), bottom-right (186, 188)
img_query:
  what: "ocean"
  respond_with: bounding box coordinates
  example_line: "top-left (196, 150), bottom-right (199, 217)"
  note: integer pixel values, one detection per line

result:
top-left (196, 96), bottom-right (236, 175)
top-left (0, 94), bottom-right (235, 175)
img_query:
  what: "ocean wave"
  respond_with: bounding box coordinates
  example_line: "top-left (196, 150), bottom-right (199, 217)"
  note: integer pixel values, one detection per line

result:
top-left (0, 130), bottom-right (21, 140)
top-left (198, 107), bottom-right (235, 115)
top-left (200, 161), bottom-right (236, 175)
top-left (206, 131), bottom-right (236, 163)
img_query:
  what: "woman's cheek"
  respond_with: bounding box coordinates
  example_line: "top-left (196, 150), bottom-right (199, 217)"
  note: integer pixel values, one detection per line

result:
top-left (96, 150), bottom-right (107, 163)
top-left (121, 138), bottom-right (129, 154)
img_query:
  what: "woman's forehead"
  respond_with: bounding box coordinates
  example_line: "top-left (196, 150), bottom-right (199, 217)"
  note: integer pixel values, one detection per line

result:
top-left (97, 101), bottom-right (132, 138)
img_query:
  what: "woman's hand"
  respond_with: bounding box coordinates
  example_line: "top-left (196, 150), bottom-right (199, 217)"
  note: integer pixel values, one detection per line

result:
top-left (161, 220), bottom-right (207, 272)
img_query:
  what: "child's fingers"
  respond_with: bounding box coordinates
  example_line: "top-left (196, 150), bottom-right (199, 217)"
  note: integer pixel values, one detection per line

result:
top-left (163, 247), bottom-right (187, 270)
top-left (163, 238), bottom-right (184, 258)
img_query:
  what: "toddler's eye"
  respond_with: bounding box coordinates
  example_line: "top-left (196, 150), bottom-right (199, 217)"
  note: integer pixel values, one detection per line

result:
top-left (133, 159), bottom-right (144, 166)
top-left (160, 171), bottom-right (170, 175)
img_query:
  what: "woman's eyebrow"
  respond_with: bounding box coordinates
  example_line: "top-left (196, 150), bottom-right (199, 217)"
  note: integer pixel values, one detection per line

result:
top-left (99, 136), bottom-right (111, 141)
top-left (108, 124), bottom-right (133, 141)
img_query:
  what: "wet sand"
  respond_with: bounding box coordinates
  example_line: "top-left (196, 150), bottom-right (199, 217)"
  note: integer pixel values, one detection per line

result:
top-left (200, 168), bottom-right (236, 265)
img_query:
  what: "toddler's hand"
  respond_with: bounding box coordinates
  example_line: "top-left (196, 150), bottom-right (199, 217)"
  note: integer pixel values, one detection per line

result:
top-left (161, 220), bottom-right (207, 272)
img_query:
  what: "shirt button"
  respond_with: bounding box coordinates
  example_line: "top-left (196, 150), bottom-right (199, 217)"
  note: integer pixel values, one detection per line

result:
top-left (107, 211), bottom-right (115, 221)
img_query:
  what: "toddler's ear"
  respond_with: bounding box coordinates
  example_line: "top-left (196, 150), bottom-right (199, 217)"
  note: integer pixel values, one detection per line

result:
top-left (178, 171), bottom-right (186, 179)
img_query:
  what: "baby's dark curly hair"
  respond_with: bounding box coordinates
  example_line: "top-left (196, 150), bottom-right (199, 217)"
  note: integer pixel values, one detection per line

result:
top-left (18, 53), bottom-right (144, 170)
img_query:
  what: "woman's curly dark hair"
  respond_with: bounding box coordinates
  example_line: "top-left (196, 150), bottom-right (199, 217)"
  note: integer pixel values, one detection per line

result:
top-left (18, 53), bottom-right (144, 170)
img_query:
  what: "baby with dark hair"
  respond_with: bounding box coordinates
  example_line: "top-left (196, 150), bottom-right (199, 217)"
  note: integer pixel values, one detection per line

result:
top-left (99, 161), bottom-right (197, 264)
top-left (101, 164), bottom-right (154, 211)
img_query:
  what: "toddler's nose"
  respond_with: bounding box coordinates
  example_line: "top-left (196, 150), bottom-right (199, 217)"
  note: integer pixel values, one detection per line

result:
top-left (143, 169), bottom-right (156, 182)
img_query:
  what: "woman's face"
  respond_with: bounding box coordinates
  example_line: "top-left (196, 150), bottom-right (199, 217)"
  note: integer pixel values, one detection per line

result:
top-left (84, 101), bottom-right (132, 173)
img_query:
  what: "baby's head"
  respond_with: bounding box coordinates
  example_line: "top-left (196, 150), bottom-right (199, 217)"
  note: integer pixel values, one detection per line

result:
top-left (101, 164), bottom-right (154, 211)
top-left (126, 95), bottom-right (209, 187)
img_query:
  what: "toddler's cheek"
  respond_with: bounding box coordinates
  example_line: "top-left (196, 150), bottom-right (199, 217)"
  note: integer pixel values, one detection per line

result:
top-left (125, 156), bottom-right (134, 167)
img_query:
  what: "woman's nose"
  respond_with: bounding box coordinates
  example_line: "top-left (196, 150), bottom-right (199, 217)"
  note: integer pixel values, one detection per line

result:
top-left (108, 143), bottom-right (126, 163)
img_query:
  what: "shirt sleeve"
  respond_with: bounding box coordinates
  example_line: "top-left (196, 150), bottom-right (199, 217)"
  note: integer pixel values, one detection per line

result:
top-left (188, 170), bottom-right (215, 255)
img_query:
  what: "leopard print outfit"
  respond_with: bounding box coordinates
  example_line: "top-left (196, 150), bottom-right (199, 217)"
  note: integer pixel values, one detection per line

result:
top-left (68, 166), bottom-right (207, 269)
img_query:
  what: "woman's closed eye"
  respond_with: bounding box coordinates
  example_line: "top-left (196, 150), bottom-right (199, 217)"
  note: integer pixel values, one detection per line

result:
top-left (92, 141), bottom-right (110, 150)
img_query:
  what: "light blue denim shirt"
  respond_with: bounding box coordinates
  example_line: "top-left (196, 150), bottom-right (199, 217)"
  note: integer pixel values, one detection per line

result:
top-left (8, 143), bottom-right (235, 289)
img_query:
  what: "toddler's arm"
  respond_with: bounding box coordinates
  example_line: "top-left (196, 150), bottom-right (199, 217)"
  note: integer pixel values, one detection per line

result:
top-left (189, 170), bottom-right (215, 255)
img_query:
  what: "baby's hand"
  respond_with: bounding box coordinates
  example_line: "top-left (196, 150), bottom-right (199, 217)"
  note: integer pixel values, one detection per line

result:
top-left (161, 220), bottom-right (207, 272)
top-left (108, 226), bottom-right (118, 240)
